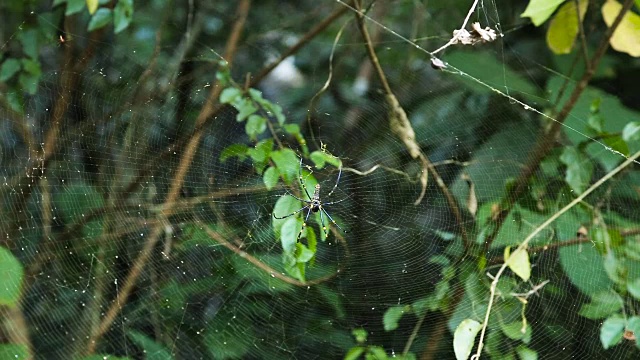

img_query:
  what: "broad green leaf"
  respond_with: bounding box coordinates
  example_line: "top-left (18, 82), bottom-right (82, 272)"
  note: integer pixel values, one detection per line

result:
top-left (504, 246), bottom-right (531, 282)
top-left (271, 149), bottom-right (299, 184)
top-left (79, 356), bottom-right (131, 360)
top-left (623, 121), bottom-right (640, 142)
top-left (310, 151), bottom-right (342, 169)
top-left (0, 58), bottom-right (21, 81)
top-left (263, 166), bottom-right (279, 190)
top-left (600, 315), bottom-right (625, 349)
top-left (383, 306), bottom-right (410, 331)
top-left (86, 0), bottom-right (99, 14)
top-left (516, 345), bottom-right (538, 360)
top-left (560, 245), bottom-right (612, 294)
top-left (521, 0), bottom-right (567, 26)
top-left (546, 0), bottom-right (588, 54)
top-left (344, 347), bottom-right (365, 360)
top-left (280, 216), bottom-right (301, 251)
top-left (127, 330), bottom-right (173, 360)
top-left (88, 8), bottom-right (112, 31)
top-left (17, 29), bottom-right (38, 59)
top-left (19, 73), bottom-right (39, 94)
top-left (603, 134), bottom-right (629, 157)
top-left (627, 277), bottom-right (640, 299)
top-left (219, 144), bottom-right (248, 162)
top-left (55, 182), bottom-right (104, 223)
top-left (579, 290), bottom-right (623, 319)
top-left (500, 322), bottom-right (532, 344)
top-left (602, 0), bottom-right (640, 57)
top-left (352, 328), bottom-right (368, 343)
top-left (113, 0), bottom-right (133, 33)
top-left (453, 319), bottom-right (482, 360)
top-left (235, 98), bottom-right (257, 122)
top-left (66, 0), bottom-right (86, 15)
top-left (560, 146), bottom-right (593, 194)
top-left (367, 346), bottom-right (388, 360)
top-left (245, 114), bottom-right (267, 140)
top-left (295, 242), bottom-right (314, 263)
top-left (21, 59), bottom-right (41, 77)
top-left (0, 247), bottom-right (24, 307)
top-left (627, 316), bottom-right (640, 348)
top-left (0, 344), bottom-right (29, 360)
top-left (219, 87), bottom-right (242, 104)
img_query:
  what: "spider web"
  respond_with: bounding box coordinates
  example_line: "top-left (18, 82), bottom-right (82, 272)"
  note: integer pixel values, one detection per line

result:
top-left (1, 0), bottom-right (640, 359)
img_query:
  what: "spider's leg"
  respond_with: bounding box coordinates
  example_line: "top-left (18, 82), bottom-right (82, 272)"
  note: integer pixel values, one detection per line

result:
top-left (325, 164), bottom-right (342, 198)
top-left (320, 207), bottom-right (346, 233)
top-left (273, 205), bottom-right (308, 219)
top-left (283, 190), bottom-right (308, 204)
top-left (322, 195), bottom-right (351, 206)
top-left (318, 207), bottom-right (330, 239)
top-left (297, 207), bottom-right (313, 242)
top-left (298, 158), bottom-right (313, 201)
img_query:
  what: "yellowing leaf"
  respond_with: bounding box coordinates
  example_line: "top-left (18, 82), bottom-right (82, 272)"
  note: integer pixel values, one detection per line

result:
top-left (521, 0), bottom-right (567, 26)
top-left (86, 0), bottom-right (99, 15)
top-left (546, 0), bottom-right (589, 54)
top-left (505, 246), bottom-right (531, 282)
top-left (602, 0), bottom-right (640, 57)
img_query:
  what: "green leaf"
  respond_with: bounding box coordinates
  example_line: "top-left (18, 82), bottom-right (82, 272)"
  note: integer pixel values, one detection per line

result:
top-left (516, 345), bottom-right (538, 360)
top-left (622, 122), bottom-right (640, 142)
top-left (245, 114), bottom-right (267, 140)
top-left (127, 330), bottom-right (173, 360)
top-left (366, 347), bottom-right (388, 360)
top-left (0, 344), bottom-right (29, 360)
top-left (500, 322), bottom-right (532, 344)
top-left (55, 182), bottom-right (105, 223)
top-left (263, 166), bottom-right (279, 190)
top-left (627, 277), bottom-right (640, 299)
top-left (521, 0), bottom-right (567, 26)
top-left (17, 29), bottom-right (39, 59)
top-left (66, 0), bottom-right (86, 15)
top-left (113, 0), bottom-right (134, 33)
top-left (344, 347), bottom-right (365, 360)
top-left (600, 315), bottom-right (625, 349)
top-left (295, 242), bottom-right (315, 263)
top-left (280, 216), bottom-right (301, 251)
top-left (579, 290), bottom-right (623, 320)
top-left (220, 144), bottom-right (248, 162)
top-left (559, 245), bottom-right (612, 295)
top-left (0, 58), bottom-right (21, 81)
top-left (219, 87), bottom-right (242, 104)
top-left (0, 247), bottom-right (24, 307)
top-left (235, 98), bottom-right (257, 122)
top-left (79, 356), bottom-right (131, 360)
top-left (86, 0), bottom-right (99, 14)
top-left (21, 59), bottom-right (41, 77)
top-left (247, 139), bottom-right (273, 166)
top-left (546, 0), bottom-right (588, 54)
top-left (627, 316), bottom-right (640, 348)
top-left (602, 0), bottom-right (640, 57)
top-left (603, 135), bottom-right (629, 157)
top-left (453, 319), bottom-right (482, 360)
top-left (271, 149), bottom-right (299, 184)
top-left (352, 328), bottom-right (368, 343)
top-left (560, 146), bottom-right (593, 194)
top-left (88, 8), bottom-right (112, 31)
top-left (18, 72), bottom-right (40, 95)
top-left (383, 305), bottom-right (410, 331)
top-left (504, 246), bottom-right (531, 282)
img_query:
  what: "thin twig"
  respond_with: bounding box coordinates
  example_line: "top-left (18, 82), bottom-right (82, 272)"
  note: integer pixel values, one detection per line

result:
top-left (431, 0), bottom-right (480, 55)
top-left (474, 149), bottom-right (640, 359)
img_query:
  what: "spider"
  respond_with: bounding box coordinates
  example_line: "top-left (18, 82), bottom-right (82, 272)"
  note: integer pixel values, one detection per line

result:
top-left (273, 158), bottom-right (347, 242)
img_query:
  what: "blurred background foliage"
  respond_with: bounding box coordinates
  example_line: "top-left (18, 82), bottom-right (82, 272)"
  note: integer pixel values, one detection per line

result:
top-left (1, 0), bottom-right (640, 359)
